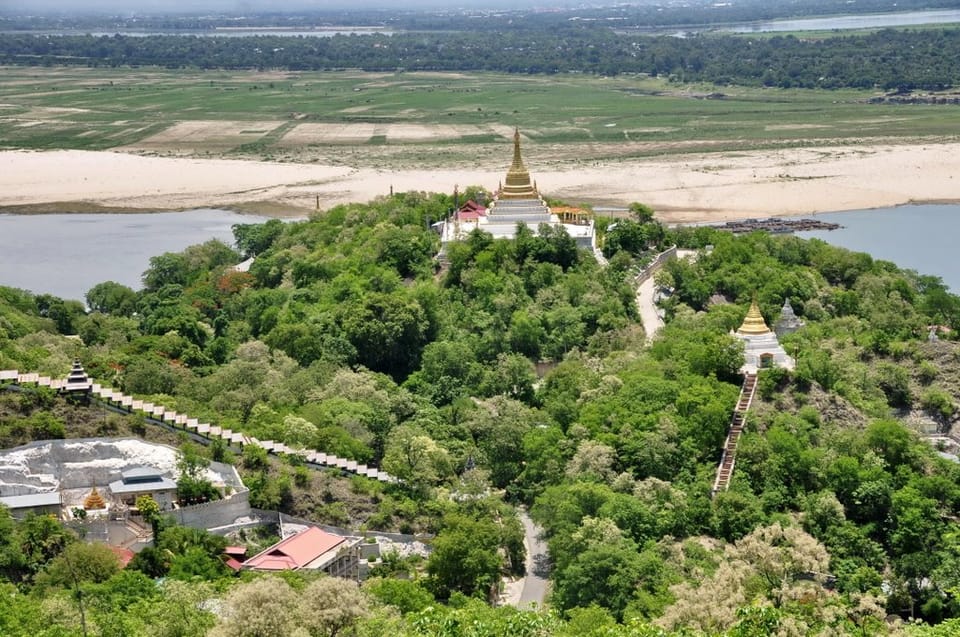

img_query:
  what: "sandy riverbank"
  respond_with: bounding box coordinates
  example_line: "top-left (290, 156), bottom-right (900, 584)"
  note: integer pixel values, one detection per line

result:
top-left (1, 143), bottom-right (958, 223)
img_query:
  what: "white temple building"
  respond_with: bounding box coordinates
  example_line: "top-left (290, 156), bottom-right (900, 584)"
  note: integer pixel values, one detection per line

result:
top-left (735, 297), bottom-right (796, 373)
top-left (439, 129), bottom-right (595, 249)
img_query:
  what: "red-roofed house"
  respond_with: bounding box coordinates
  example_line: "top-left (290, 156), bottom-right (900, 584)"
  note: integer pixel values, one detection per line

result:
top-left (242, 526), bottom-right (360, 577)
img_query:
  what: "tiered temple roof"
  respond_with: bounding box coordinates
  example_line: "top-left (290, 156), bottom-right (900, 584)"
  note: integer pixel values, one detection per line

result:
top-left (63, 359), bottom-right (92, 394)
top-left (84, 486), bottom-right (107, 511)
top-left (737, 297), bottom-right (772, 336)
top-left (439, 128), bottom-right (595, 249)
top-left (498, 129), bottom-right (540, 200)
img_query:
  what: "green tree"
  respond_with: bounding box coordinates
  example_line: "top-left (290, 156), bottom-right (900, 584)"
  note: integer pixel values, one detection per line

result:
top-left (427, 513), bottom-right (502, 601)
top-left (382, 424), bottom-right (452, 494)
top-left (35, 541), bottom-right (120, 590)
top-left (233, 219), bottom-right (285, 258)
top-left (364, 578), bottom-right (435, 615)
top-left (297, 577), bottom-right (370, 637)
top-left (135, 494), bottom-right (163, 538)
top-left (85, 281), bottom-right (138, 316)
top-left (176, 442), bottom-right (219, 504)
top-left (131, 579), bottom-right (216, 637)
top-left (552, 529), bottom-right (644, 620)
top-left (143, 252), bottom-right (191, 292)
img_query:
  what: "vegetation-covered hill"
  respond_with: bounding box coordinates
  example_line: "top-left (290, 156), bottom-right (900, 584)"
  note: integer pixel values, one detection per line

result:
top-left (3, 195), bottom-right (960, 636)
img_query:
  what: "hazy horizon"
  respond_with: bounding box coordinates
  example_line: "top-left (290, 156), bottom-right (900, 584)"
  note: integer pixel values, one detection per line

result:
top-left (0, 0), bottom-right (591, 14)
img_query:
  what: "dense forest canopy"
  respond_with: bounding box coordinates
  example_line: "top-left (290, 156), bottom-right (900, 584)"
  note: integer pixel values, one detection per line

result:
top-left (2, 0), bottom-right (958, 30)
top-left (3, 194), bottom-right (960, 635)
top-left (3, 26), bottom-right (960, 89)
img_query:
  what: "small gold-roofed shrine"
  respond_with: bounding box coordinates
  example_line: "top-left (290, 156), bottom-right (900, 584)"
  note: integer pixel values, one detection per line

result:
top-left (439, 128), bottom-right (595, 249)
top-left (734, 296), bottom-right (795, 373)
top-left (84, 486), bottom-right (107, 511)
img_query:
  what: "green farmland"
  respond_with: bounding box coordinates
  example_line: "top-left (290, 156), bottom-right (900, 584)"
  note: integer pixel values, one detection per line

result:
top-left (2, 66), bottom-right (959, 168)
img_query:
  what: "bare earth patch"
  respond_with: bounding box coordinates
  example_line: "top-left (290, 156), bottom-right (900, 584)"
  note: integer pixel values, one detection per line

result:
top-left (279, 122), bottom-right (377, 145)
top-left (122, 120), bottom-right (285, 153)
top-left (3, 140), bottom-right (960, 223)
top-left (765, 124), bottom-right (833, 131)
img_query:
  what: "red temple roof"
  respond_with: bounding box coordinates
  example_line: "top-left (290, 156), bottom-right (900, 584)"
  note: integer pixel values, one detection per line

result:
top-left (242, 527), bottom-right (346, 571)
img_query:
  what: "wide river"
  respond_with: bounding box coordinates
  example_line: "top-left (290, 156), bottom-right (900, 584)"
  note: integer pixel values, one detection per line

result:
top-left (795, 204), bottom-right (960, 292)
top-left (0, 204), bottom-right (958, 302)
top-left (0, 209), bottom-right (270, 302)
top-left (721, 9), bottom-right (960, 33)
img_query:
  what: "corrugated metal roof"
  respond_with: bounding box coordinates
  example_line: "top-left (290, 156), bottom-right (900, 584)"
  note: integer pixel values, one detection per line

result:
top-left (0, 492), bottom-right (61, 509)
top-left (243, 526), bottom-right (345, 571)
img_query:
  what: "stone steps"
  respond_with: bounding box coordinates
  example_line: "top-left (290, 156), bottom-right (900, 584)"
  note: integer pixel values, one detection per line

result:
top-left (712, 372), bottom-right (758, 496)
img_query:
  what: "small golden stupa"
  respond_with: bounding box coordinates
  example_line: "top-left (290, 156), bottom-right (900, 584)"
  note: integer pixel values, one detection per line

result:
top-left (737, 296), bottom-right (772, 336)
top-left (499, 128), bottom-right (539, 200)
top-left (83, 486), bottom-right (107, 511)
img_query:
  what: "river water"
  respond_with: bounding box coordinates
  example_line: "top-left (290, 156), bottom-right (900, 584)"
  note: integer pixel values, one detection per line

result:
top-left (0, 209), bottom-right (269, 302)
top-left (721, 9), bottom-right (960, 33)
top-left (0, 204), bottom-right (957, 302)
top-left (796, 204), bottom-right (960, 291)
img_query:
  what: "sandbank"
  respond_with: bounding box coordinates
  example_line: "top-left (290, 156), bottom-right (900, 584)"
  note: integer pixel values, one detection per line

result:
top-left (1, 143), bottom-right (958, 223)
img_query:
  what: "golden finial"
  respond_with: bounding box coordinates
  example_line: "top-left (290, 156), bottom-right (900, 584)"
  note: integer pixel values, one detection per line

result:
top-left (500, 128), bottom-right (538, 200)
top-left (737, 295), bottom-right (771, 335)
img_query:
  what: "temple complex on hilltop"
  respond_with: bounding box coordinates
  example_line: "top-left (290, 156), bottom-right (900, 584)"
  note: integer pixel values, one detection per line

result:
top-left (735, 297), bottom-right (796, 373)
top-left (439, 128), bottom-right (596, 249)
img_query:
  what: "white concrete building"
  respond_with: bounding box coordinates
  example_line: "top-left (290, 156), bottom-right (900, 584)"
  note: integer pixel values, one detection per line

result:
top-left (735, 298), bottom-right (796, 374)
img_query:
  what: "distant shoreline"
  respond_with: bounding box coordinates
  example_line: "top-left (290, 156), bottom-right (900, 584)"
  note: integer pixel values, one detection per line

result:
top-left (2, 143), bottom-right (959, 225)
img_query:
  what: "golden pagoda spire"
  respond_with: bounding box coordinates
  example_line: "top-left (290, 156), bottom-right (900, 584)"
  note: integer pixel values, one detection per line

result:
top-left (737, 295), bottom-right (771, 335)
top-left (499, 128), bottom-right (539, 200)
top-left (84, 486), bottom-right (106, 511)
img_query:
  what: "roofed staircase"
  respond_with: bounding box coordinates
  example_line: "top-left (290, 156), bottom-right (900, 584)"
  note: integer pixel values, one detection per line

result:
top-left (712, 372), bottom-right (758, 496)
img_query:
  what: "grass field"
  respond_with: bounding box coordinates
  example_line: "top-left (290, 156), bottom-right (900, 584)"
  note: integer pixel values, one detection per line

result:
top-left (2, 66), bottom-right (959, 169)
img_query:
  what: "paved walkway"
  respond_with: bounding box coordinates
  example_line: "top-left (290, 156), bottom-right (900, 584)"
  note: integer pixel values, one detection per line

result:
top-left (502, 509), bottom-right (550, 609)
top-left (635, 275), bottom-right (664, 343)
top-left (634, 248), bottom-right (697, 343)
top-left (517, 510), bottom-right (550, 609)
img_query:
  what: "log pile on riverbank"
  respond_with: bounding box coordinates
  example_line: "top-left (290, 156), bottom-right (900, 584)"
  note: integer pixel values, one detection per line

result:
top-left (723, 218), bottom-right (842, 234)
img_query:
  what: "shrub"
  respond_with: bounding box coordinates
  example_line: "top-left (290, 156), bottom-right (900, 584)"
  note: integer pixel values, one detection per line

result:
top-left (920, 387), bottom-right (955, 420)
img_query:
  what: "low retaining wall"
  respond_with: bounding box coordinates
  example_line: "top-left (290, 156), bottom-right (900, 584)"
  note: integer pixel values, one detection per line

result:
top-left (634, 245), bottom-right (678, 286)
top-left (176, 489), bottom-right (251, 529)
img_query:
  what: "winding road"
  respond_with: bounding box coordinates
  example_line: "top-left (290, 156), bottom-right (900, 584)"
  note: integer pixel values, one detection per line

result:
top-left (635, 248), bottom-right (698, 342)
top-left (517, 510), bottom-right (550, 609)
top-left (507, 248), bottom-right (696, 609)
